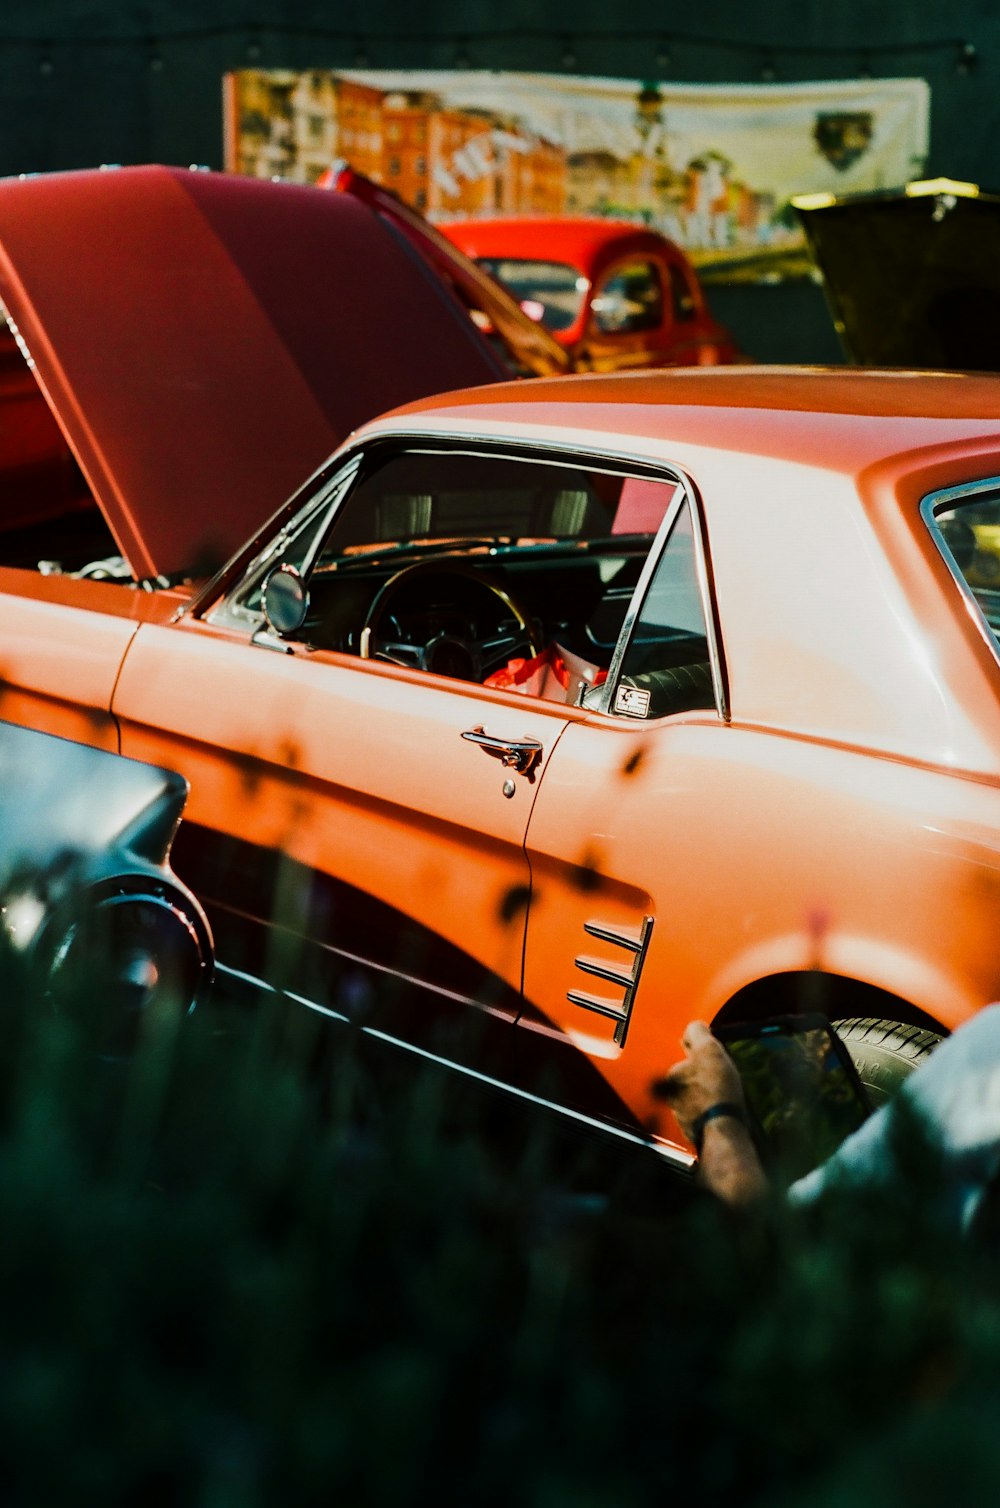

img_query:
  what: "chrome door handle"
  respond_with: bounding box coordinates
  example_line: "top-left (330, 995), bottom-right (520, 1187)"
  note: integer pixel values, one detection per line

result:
top-left (461, 726), bottom-right (543, 777)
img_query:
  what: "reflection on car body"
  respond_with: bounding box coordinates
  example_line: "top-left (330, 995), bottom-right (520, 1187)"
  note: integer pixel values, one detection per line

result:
top-left (5, 166), bottom-right (1000, 1168)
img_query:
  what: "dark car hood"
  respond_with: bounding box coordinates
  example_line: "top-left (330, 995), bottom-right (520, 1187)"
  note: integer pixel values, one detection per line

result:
top-left (0, 165), bottom-right (509, 581)
top-left (794, 178), bottom-right (1000, 370)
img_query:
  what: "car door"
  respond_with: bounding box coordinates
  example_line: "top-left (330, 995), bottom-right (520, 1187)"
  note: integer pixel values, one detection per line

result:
top-left (109, 447), bottom-right (581, 1077)
top-left (515, 490), bottom-right (726, 1160)
top-left (580, 256), bottom-right (671, 372)
top-left (112, 619), bottom-right (571, 1069)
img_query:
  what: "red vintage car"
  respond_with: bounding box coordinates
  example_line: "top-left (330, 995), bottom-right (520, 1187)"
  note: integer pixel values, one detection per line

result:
top-left (5, 165), bottom-right (1000, 1173)
top-left (440, 216), bottom-right (743, 371)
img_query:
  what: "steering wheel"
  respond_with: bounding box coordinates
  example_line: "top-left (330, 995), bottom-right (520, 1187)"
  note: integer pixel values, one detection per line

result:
top-left (358, 560), bottom-right (542, 682)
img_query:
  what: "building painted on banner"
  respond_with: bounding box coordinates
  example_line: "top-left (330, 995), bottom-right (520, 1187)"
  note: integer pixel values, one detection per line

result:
top-left (225, 67), bottom-right (927, 282)
top-left (225, 69), bottom-right (567, 217)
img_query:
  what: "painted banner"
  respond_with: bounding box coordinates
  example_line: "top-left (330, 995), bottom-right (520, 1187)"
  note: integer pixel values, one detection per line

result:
top-left (224, 70), bottom-right (929, 281)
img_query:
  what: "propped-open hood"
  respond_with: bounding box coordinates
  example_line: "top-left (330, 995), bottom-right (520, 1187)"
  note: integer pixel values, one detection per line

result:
top-left (0, 165), bottom-right (510, 581)
top-left (794, 178), bottom-right (1000, 371)
top-left (324, 166), bottom-right (571, 381)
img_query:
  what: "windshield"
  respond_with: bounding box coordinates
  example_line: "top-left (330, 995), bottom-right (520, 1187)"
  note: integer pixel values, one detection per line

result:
top-left (476, 258), bottom-right (587, 333)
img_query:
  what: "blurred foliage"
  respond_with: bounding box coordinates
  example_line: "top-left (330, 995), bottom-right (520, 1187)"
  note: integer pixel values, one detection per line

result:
top-left (0, 937), bottom-right (996, 1506)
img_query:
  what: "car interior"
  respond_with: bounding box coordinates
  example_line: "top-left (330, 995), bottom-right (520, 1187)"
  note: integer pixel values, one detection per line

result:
top-left (244, 447), bottom-right (718, 719)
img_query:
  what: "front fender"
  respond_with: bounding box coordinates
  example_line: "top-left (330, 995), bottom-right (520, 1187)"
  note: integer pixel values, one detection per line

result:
top-left (0, 720), bottom-right (213, 1010)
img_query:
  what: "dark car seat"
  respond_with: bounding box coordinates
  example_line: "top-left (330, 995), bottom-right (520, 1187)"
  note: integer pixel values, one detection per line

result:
top-left (618, 661), bottom-right (715, 719)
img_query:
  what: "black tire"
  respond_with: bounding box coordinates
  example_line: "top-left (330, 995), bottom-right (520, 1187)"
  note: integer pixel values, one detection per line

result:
top-left (835, 1016), bottom-right (944, 1110)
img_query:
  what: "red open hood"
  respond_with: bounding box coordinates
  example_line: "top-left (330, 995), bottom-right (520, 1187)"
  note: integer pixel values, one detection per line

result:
top-left (323, 166), bottom-right (570, 383)
top-left (0, 165), bottom-right (510, 581)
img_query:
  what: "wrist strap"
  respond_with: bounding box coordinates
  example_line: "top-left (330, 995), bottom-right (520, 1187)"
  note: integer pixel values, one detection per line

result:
top-left (691, 1101), bottom-right (747, 1155)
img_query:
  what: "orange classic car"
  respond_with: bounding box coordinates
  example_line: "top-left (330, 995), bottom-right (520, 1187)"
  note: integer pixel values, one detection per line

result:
top-left (440, 215), bottom-right (742, 372)
top-left (4, 166), bottom-right (1000, 1169)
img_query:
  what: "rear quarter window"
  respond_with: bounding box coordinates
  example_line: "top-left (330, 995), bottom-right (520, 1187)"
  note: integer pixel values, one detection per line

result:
top-left (927, 485), bottom-right (1000, 641)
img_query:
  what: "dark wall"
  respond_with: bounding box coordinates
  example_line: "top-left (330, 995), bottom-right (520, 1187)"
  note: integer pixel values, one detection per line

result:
top-left (707, 280), bottom-right (844, 365)
top-left (5, 0), bottom-right (999, 182)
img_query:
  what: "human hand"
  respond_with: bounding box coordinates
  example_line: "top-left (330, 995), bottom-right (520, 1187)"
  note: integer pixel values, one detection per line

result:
top-left (654, 1021), bottom-right (767, 1205)
top-left (652, 1020), bottom-right (746, 1145)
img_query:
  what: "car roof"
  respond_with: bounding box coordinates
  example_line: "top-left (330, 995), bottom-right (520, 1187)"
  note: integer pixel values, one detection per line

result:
top-left (372, 367), bottom-right (1000, 479)
top-left (441, 217), bottom-right (688, 274)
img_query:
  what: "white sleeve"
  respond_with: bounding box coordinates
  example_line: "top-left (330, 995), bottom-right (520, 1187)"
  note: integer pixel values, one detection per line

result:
top-left (789, 1004), bottom-right (1000, 1229)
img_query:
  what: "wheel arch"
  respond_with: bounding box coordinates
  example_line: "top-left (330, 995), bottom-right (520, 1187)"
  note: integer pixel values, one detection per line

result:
top-left (712, 971), bottom-right (947, 1037)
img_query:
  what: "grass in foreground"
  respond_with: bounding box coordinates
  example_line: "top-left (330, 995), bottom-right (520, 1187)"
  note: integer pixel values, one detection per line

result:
top-left (0, 951), bottom-right (996, 1505)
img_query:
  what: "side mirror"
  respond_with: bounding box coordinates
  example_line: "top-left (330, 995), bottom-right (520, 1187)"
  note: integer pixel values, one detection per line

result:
top-left (261, 563), bottom-right (309, 637)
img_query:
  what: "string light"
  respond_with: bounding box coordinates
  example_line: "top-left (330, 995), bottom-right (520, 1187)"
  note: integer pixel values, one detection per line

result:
top-left (956, 41), bottom-right (978, 73)
top-left (0, 24), bottom-right (978, 80)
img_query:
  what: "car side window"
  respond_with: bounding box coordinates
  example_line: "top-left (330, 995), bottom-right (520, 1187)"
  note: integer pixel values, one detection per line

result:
top-left (669, 262), bottom-right (698, 322)
top-left (610, 499), bottom-right (718, 721)
top-left (239, 446), bottom-right (688, 706)
top-left (477, 258), bottom-right (585, 333)
top-left (591, 261), bottom-right (664, 335)
top-left (931, 488), bottom-right (1000, 640)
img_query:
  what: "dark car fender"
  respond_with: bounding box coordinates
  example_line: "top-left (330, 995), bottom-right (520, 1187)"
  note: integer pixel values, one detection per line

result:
top-left (0, 720), bottom-right (213, 1014)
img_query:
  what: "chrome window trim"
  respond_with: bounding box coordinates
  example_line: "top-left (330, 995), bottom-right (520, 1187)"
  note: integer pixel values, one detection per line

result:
top-left (591, 485), bottom-right (686, 713)
top-left (328, 430), bottom-right (728, 721)
top-left (207, 454), bottom-right (364, 632)
top-left (335, 424), bottom-right (685, 483)
top-left (207, 426), bottom-right (727, 722)
top-left (214, 432), bottom-right (686, 628)
top-left (921, 475), bottom-right (1000, 671)
top-left (183, 448), bottom-right (360, 621)
top-left (689, 483), bottom-right (730, 722)
top-left (329, 431), bottom-right (690, 489)
top-left (591, 483), bottom-right (727, 723)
